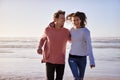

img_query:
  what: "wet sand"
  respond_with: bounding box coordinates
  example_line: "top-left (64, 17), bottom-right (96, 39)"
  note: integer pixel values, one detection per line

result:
top-left (0, 74), bottom-right (120, 80)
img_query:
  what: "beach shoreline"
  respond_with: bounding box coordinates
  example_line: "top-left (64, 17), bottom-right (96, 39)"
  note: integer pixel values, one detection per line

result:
top-left (0, 74), bottom-right (120, 80)
top-left (0, 37), bottom-right (120, 80)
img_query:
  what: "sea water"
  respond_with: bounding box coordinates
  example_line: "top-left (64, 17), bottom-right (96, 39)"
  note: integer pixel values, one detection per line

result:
top-left (0, 37), bottom-right (120, 78)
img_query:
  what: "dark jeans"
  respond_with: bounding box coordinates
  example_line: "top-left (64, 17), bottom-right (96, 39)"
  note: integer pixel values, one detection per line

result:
top-left (46, 62), bottom-right (65, 80)
top-left (68, 54), bottom-right (87, 80)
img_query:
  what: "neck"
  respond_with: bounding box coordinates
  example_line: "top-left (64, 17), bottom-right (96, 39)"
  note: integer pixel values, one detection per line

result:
top-left (74, 25), bottom-right (81, 29)
top-left (55, 23), bottom-right (62, 29)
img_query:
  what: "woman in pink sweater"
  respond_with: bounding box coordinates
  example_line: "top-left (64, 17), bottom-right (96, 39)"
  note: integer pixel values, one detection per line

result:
top-left (37, 10), bottom-right (70, 80)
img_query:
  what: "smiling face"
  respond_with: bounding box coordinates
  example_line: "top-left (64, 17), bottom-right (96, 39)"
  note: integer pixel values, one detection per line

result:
top-left (71, 16), bottom-right (81, 28)
top-left (66, 12), bottom-right (86, 28)
top-left (55, 14), bottom-right (65, 27)
top-left (53, 10), bottom-right (65, 28)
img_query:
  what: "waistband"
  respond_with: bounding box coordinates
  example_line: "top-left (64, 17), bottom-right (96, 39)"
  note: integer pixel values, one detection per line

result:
top-left (69, 54), bottom-right (86, 58)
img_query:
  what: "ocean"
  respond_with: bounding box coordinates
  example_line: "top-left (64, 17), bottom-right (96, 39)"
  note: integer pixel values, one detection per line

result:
top-left (0, 37), bottom-right (120, 78)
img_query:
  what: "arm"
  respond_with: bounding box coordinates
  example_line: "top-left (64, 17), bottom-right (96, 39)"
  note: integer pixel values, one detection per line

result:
top-left (85, 29), bottom-right (95, 68)
top-left (37, 33), bottom-right (47, 55)
top-left (37, 36), bottom-right (47, 55)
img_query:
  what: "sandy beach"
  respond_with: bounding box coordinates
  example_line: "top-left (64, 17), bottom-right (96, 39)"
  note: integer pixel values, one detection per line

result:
top-left (0, 74), bottom-right (120, 80)
top-left (0, 57), bottom-right (120, 80)
top-left (0, 37), bottom-right (120, 80)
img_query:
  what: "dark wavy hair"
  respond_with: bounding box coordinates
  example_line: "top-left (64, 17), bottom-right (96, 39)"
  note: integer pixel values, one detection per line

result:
top-left (66, 11), bottom-right (87, 28)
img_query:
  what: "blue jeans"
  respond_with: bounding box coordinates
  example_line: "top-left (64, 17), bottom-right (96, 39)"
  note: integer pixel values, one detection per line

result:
top-left (68, 54), bottom-right (87, 80)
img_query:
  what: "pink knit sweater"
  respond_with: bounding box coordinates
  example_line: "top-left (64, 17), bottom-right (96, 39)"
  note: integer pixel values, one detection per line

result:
top-left (38, 24), bottom-right (70, 64)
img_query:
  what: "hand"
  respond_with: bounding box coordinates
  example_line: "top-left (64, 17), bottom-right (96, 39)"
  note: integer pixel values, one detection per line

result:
top-left (90, 65), bottom-right (95, 69)
top-left (37, 48), bottom-right (42, 54)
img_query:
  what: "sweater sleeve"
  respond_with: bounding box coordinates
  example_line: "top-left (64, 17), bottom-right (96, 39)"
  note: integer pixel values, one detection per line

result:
top-left (38, 30), bottom-right (47, 49)
top-left (84, 29), bottom-right (95, 65)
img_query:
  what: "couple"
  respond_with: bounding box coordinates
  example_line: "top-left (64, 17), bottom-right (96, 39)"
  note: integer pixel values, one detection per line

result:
top-left (37, 10), bottom-right (95, 80)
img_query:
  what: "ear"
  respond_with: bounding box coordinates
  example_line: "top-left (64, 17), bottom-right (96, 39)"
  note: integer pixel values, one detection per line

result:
top-left (53, 18), bottom-right (57, 22)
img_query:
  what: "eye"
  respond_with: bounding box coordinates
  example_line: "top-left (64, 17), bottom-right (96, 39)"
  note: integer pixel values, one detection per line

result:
top-left (76, 19), bottom-right (79, 21)
top-left (73, 19), bottom-right (79, 22)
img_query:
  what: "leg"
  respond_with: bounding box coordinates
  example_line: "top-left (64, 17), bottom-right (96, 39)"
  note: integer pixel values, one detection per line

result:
top-left (55, 64), bottom-right (65, 80)
top-left (77, 57), bottom-right (87, 79)
top-left (68, 57), bottom-right (79, 80)
top-left (80, 78), bottom-right (83, 80)
top-left (46, 62), bottom-right (55, 80)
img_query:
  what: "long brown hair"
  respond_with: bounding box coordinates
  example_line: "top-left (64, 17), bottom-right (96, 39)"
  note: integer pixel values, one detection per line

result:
top-left (66, 11), bottom-right (87, 28)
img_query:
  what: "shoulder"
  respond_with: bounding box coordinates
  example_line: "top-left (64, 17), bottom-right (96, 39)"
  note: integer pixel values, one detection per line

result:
top-left (45, 26), bottom-right (52, 32)
top-left (82, 27), bottom-right (90, 33)
top-left (70, 27), bottom-right (74, 32)
top-left (63, 28), bottom-right (70, 32)
top-left (62, 28), bottom-right (70, 36)
top-left (81, 27), bottom-right (91, 37)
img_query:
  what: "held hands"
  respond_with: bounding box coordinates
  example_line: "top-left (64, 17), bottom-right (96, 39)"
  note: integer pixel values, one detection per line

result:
top-left (90, 65), bottom-right (95, 69)
top-left (37, 48), bottom-right (43, 55)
